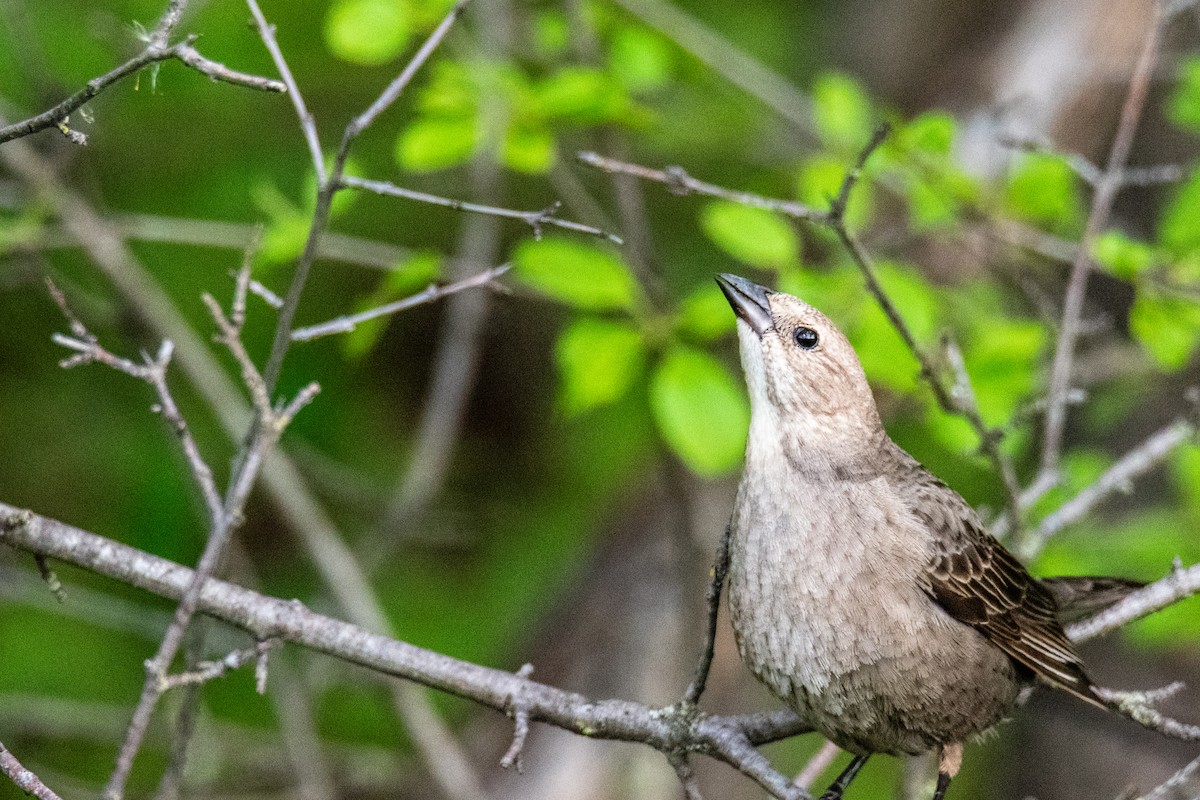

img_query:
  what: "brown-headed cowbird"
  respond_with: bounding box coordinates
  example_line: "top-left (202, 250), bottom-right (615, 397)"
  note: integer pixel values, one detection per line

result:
top-left (715, 273), bottom-right (1140, 800)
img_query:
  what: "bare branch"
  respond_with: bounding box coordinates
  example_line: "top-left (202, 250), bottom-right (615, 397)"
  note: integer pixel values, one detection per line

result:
top-left (580, 131), bottom-right (1026, 533)
top-left (342, 0), bottom-right (473, 142)
top-left (1019, 413), bottom-right (1197, 558)
top-left (500, 663), bottom-right (535, 772)
top-left (290, 264), bottom-right (510, 342)
top-left (941, 336), bottom-right (1023, 530)
top-left (340, 175), bottom-right (622, 244)
top-left (1144, 755), bottom-right (1200, 800)
top-left (244, 0), bottom-right (324, 183)
top-left (0, 741), bottom-right (64, 800)
top-left (1095, 682), bottom-right (1200, 741)
top-left (669, 752), bottom-right (707, 800)
top-left (0, 35), bottom-right (284, 146)
top-left (1039, 2), bottom-right (1166, 483)
top-left (1067, 560), bottom-right (1200, 642)
top-left (48, 281), bottom-right (224, 522)
top-left (256, 0), bottom-right (471, 394)
top-left (577, 151), bottom-right (826, 222)
top-left (0, 505), bottom-right (817, 800)
top-left (159, 639), bottom-right (279, 692)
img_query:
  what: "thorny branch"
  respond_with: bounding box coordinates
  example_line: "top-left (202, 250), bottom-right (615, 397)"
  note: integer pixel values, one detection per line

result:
top-left (0, 0), bottom-right (284, 146)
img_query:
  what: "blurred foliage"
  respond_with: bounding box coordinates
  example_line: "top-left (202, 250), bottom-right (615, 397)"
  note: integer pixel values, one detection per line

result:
top-left (0, 0), bottom-right (1199, 798)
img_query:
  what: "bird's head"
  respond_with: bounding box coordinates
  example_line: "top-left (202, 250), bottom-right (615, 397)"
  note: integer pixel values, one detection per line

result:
top-left (715, 273), bottom-right (886, 472)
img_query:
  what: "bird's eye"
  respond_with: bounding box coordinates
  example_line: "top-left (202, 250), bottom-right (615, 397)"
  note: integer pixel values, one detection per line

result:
top-left (792, 326), bottom-right (819, 350)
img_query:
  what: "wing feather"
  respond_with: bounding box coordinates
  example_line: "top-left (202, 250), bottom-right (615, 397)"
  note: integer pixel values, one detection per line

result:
top-left (891, 454), bottom-right (1105, 710)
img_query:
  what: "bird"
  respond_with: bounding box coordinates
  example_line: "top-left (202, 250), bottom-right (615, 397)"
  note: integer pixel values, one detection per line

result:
top-left (714, 273), bottom-right (1141, 800)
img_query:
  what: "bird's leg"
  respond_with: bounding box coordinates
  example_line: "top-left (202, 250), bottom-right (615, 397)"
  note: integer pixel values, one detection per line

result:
top-left (817, 754), bottom-right (869, 800)
top-left (931, 743), bottom-right (963, 800)
top-left (931, 771), bottom-right (951, 800)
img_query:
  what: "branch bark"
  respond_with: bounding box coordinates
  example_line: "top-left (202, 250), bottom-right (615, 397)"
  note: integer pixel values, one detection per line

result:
top-left (0, 503), bottom-right (815, 800)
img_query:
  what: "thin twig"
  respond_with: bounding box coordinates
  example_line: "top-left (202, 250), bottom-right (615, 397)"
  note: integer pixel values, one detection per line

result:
top-left (942, 336), bottom-right (1024, 530)
top-left (500, 663), bottom-right (536, 772)
top-left (1144, 755), bottom-right (1200, 800)
top-left (340, 175), bottom-right (622, 244)
top-left (0, 36), bottom-right (284, 145)
top-left (290, 264), bottom-right (510, 342)
top-left (1038, 2), bottom-right (1165, 487)
top-left (101, 286), bottom-right (318, 800)
top-left (256, 0), bottom-right (472, 393)
top-left (244, 0), bottom-right (324, 183)
top-left (159, 639), bottom-right (279, 692)
top-left (669, 752), bottom-right (707, 800)
top-left (342, 0), bottom-right (472, 141)
top-left (1095, 682), bottom-right (1200, 740)
top-left (1019, 414), bottom-right (1197, 559)
top-left (577, 151), bottom-right (826, 221)
top-left (5, 117), bottom-right (487, 800)
top-left (0, 741), bottom-right (64, 800)
top-left (48, 281), bottom-right (224, 522)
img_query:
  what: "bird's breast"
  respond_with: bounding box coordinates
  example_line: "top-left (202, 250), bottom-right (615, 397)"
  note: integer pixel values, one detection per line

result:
top-left (726, 468), bottom-right (1018, 754)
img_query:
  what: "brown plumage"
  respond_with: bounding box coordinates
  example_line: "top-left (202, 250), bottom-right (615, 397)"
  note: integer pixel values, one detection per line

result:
top-left (715, 274), bottom-right (1140, 800)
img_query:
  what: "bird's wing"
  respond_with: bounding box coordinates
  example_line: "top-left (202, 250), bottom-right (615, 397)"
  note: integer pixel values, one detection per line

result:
top-left (896, 457), bottom-right (1105, 709)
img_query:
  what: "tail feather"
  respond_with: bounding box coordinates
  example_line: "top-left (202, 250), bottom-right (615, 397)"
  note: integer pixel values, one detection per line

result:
top-left (1041, 576), bottom-right (1144, 623)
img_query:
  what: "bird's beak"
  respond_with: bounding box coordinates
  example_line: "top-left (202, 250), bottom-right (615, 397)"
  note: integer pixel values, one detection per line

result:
top-left (715, 273), bottom-right (773, 336)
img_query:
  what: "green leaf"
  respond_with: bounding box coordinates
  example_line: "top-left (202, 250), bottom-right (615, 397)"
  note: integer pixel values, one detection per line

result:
top-left (418, 62), bottom-right (479, 118)
top-left (906, 177), bottom-right (957, 231)
top-left (324, 0), bottom-right (412, 66)
top-left (1171, 445), bottom-right (1200, 519)
top-left (965, 319), bottom-right (1045, 424)
top-left (535, 67), bottom-right (630, 124)
top-left (502, 123), bottom-right (556, 174)
top-left (512, 237), bottom-right (640, 310)
top-left (676, 283), bottom-right (737, 341)
top-left (1003, 153), bottom-right (1081, 230)
top-left (846, 263), bottom-right (938, 393)
top-left (1159, 167), bottom-right (1200, 256)
top-left (900, 111), bottom-right (956, 157)
top-left (396, 117), bottom-right (479, 172)
top-left (1129, 290), bottom-right (1200, 370)
top-left (650, 347), bottom-right (749, 476)
top-left (797, 155), bottom-right (873, 229)
top-left (1168, 56), bottom-right (1200, 133)
top-left (532, 9), bottom-right (569, 59)
top-left (812, 72), bottom-right (873, 149)
top-left (699, 201), bottom-right (799, 269)
top-left (555, 319), bottom-right (645, 414)
top-left (1092, 230), bottom-right (1154, 280)
top-left (342, 251), bottom-right (442, 359)
top-left (609, 26), bottom-right (673, 93)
